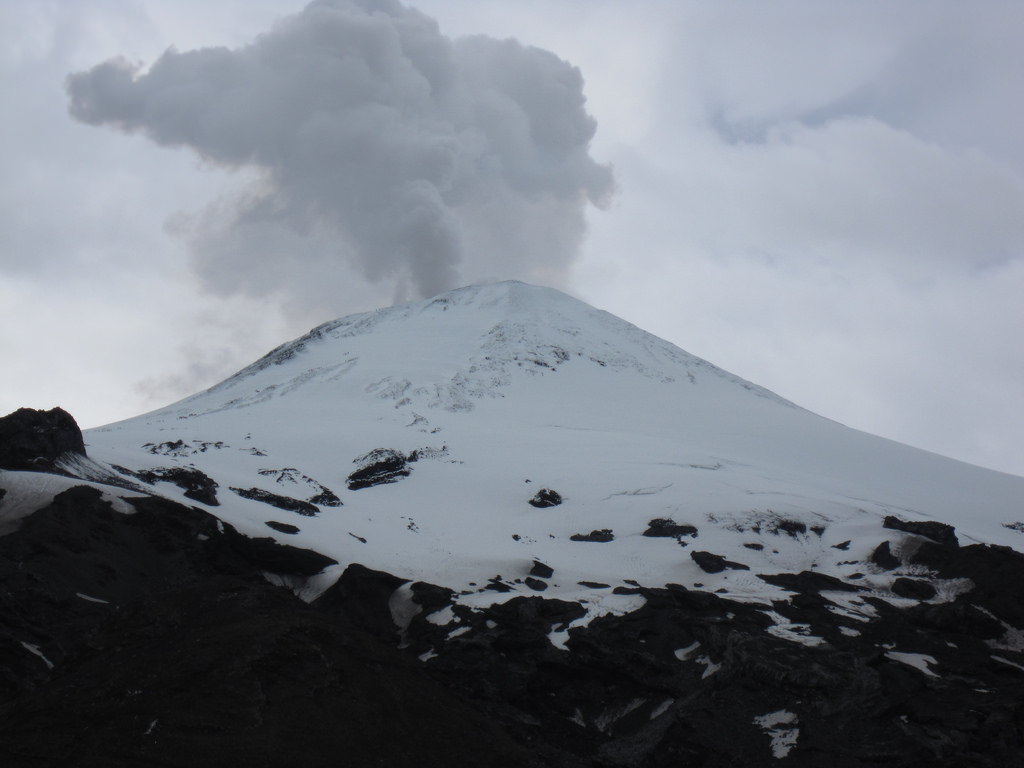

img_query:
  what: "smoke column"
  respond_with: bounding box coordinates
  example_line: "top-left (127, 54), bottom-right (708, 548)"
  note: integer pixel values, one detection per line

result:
top-left (67, 0), bottom-right (615, 307)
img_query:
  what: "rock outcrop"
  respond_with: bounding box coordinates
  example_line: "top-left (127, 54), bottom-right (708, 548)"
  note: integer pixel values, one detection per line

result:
top-left (0, 407), bottom-right (86, 471)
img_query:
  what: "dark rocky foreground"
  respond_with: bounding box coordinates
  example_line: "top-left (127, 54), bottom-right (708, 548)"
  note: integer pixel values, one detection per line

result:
top-left (2, 410), bottom-right (1024, 766)
top-left (0, 485), bottom-right (539, 768)
top-left (2, 481), bottom-right (1024, 766)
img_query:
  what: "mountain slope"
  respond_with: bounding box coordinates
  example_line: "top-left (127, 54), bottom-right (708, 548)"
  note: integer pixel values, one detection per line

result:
top-left (80, 281), bottom-right (1024, 614)
top-left (5, 280), bottom-right (1024, 766)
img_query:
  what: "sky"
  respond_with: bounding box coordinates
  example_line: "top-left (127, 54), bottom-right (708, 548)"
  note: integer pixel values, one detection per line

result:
top-left (2, 0), bottom-right (1023, 477)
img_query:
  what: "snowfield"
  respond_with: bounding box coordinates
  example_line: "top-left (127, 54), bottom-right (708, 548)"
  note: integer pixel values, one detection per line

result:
top-left (78, 281), bottom-right (1024, 623)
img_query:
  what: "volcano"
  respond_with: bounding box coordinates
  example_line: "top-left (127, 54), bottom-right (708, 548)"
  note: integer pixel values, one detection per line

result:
top-left (2, 281), bottom-right (1024, 767)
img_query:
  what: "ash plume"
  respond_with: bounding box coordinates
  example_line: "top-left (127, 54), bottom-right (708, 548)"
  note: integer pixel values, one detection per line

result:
top-left (66, 0), bottom-right (614, 306)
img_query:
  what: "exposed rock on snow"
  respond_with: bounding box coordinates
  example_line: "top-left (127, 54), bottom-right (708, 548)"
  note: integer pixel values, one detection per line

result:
top-left (884, 515), bottom-right (959, 548)
top-left (570, 529), bottom-right (614, 543)
top-left (347, 448), bottom-right (411, 490)
top-left (0, 407), bottom-right (86, 471)
top-left (528, 488), bottom-right (562, 508)
top-left (690, 550), bottom-right (750, 574)
top-left (530, 560), bottom-right (555, 579)
top-left (116, 465), bottom-right (220, 505)
top-left (265, 520), bottom-right (300, 534)
top-left (229, 487), bottom-right (320, 516)
top-left (641, 518), bottom-right (697, 539)
top-left (891, 577), bottom-right (938, 601)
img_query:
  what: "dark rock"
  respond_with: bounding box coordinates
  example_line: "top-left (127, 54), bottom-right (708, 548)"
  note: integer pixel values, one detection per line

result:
top-left (257, 468), bottom-right (343, 507)
top-left (912, 542), bottom-right (1024, 628)
top-left (0, 407), bottom-right (85, 471)
top-left (570, 529), bottom-right (614, 543)
top-left (347, 448), bottom-right (410, 490)
top-left (642, 518), bottom-right (698, 538)
top-left (120, 465), bottom-right (220, 505)
top-left (524, 577), bottom-right (548, 592)
top-left (529, 560), bottom-right (554, 579)
top-left (265, 521), bottom-right (300, 534)
top-left (308, 489), bottom-right (342, 507)
top-left (759, 570), bottom-right (863, 593)
top-left (774, 519), bottom-right (807, 537)
top-left (528, 488), bottom-right (562, 508)
top-left (907, 601), bottom-right (1004, 638)
top-left (743, 542), bottom-right (764, 551)
top-left (0, 485), bottom-right (335, 702)
top-left (891, 577), bottom-right (937, 601)
top-left (313, 564), bottom-right (406, 641)
top-left (690, 551), bottom-right (749, 573)
top-left (0, 577), bottom-right (537, 768)
top-left (884, 515), bottom-right (959, 548)
top-left (484, 579), bottom-right (514, 593)
top-left (409, 582), bottom-right (455, 617)
top-left (7, 468), bottom-right (1024, 766)
top-left (832, 540), bottom-right (851, 550)
top-left (143, 439), bottom-right (227, 456)
top-left (229, 487), bottom-right (319, 516)
top-left (871, 540), bottom-right (901, 570)
top-left (578, 581), bottom-right (610, 589)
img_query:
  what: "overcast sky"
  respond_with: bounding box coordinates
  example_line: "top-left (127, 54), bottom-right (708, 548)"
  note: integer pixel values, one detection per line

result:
top-left (2, 0), bottom-right (1022, 477)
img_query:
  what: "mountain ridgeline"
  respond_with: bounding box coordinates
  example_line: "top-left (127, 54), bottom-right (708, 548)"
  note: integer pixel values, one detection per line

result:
top-left (2, 281), bottom-right (1024, 766)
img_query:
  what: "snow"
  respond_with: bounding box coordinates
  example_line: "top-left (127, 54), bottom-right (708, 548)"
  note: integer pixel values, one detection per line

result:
top-left (761, 610), bottom-right (826, 647)
top-left (885, 651), bottom-right (940, 677)
top-left (72, 281), bottom-right (1024, 621)
top-left (754, 710), bottom-right (799, 759)
top-left (991, 655), bottom-right (1024, 673)
top-left (696, 655), bottom-right (721, 679)
top-left (388, 583), bottom-right (421, 633)
top-left (0, 470), bottom-right (141, 535)
top-left (649, 699), bottom-right (674, 720)
top-left (76, 592), bottom-right (110, 604)
top-left (674, 642), bottom-right (701, 661)
top-left (20, 641), bottom-right (54, 670)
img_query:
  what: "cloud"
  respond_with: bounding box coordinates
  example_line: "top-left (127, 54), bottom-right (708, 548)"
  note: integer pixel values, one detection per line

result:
top-left (65, 0), bottom-right (614, 306)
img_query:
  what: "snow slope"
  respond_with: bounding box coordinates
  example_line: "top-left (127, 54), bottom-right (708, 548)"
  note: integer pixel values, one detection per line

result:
top-left (81, 281), bottom-right (1024, 620)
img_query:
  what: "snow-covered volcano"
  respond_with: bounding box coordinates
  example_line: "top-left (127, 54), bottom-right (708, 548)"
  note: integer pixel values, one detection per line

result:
top-left (79, 280), bottom-right (1024, 622)
top-left (7, 280), bottom-right (1024, 766)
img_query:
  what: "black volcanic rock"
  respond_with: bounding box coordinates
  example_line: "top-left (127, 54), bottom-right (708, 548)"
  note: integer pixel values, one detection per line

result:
top-left (0, 485), bottom-right (335, 704)
top-left (690, 550), bottom-right (749, 573)
top-left (229, 487), bottom-right (319, 516)
top-left (911, 541), bottom-right (1024, 628)
top-left (0, 407), bottom-right (85, 471)
top-left (118, 465), bottom-right (220, 505)
top-left (347, 448), bottom-right (411, 490)
top-left (642, 518), bottom-right (697, 538)
top-left (313, 563), bottom-right (407, 641)
top-left (871, 540), bottom-right (901, 570)
top-left (759, 570), bottom-right (863, 594)
top-left (570, 529), bottom-right (614, 543)
top-left (884, 515), bottom-right (959, 548)
top-left (529, 488), bottom-right (562, 508)
top-left (891, 577), bottom-right (937, 601)
top-left (530, 560), bottom-right (554, 579)
top-left (0, 576), bottom-right (538, 768)
top-left (5, 474), bottom-right (1024, 766)
top-left (265, 520), bottom-right (300, 534)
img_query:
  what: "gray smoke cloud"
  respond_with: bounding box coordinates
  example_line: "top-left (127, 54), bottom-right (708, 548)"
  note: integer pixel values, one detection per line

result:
top-left (66, 0), bottom-right (614, 305)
